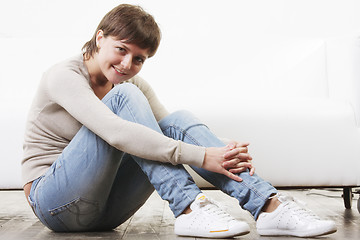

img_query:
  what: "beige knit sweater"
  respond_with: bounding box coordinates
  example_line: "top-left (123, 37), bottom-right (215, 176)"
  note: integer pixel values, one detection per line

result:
top-left (21, 54), bottom-right (205, 186)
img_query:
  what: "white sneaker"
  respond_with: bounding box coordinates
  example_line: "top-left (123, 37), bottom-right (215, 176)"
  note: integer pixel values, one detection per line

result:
top-left (256, 194), bottom-right (337, 237)
top-left (174, 193), bottom-right (250, 238)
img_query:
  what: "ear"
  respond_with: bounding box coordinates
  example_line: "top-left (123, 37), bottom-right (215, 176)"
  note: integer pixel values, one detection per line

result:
top-left (96, 30), bottom-right (104, 48)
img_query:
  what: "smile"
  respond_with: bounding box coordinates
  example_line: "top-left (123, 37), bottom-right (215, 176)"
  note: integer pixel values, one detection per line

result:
top-left (113, 66), bottom-right (127, 75)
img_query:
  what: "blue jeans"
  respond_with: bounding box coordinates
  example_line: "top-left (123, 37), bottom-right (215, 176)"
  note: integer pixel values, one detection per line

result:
top-left (28, 83), bottom-right (277, 232)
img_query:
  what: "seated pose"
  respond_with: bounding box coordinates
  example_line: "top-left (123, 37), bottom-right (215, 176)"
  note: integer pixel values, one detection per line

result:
top-left (22, 4), bottom-right (337, 238)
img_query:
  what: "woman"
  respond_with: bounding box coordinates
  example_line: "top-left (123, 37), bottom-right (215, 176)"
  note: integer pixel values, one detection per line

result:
top-left (22, 4), bottom-right (336, 238)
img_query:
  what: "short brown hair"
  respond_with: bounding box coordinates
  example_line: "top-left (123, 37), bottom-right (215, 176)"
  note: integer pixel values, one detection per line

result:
top-left (83, 4), bottom-right (161, 59)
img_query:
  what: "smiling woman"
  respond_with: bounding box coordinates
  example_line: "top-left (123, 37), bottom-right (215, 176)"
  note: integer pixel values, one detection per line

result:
top-left (85, 34), bottom-right (150, 98)
top-left (21, 3), bottom-right (336, 239)
top-left (82, 4), bottom-right (161, 60)
top-left (81, 4), bottom-right (160, 97)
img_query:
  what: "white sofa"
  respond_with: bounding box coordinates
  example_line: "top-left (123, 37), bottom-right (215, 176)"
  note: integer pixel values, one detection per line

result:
top-left (1, 33), bottom-right (359, 210)
top-left (1, 0), bottom-right (360, 211)
top-left (181, 34), bottom-right (360, 211)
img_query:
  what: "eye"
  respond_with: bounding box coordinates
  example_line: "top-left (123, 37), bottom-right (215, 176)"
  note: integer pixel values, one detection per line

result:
top-left (117, 47), bottom-right (126, 52)
top-left (134, 57), bottom-right (145, 65)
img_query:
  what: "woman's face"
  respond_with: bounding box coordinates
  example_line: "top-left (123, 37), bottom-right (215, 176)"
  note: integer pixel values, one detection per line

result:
top-left (95, 30), bottom-right (149, 85)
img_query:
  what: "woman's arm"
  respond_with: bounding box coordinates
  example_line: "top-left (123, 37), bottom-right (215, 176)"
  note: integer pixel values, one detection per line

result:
top-left (45, 67), bottom-right (205, 167)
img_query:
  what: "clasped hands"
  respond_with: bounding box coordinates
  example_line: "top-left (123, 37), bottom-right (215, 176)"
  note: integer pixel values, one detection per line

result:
top-left (202, 141), bottom-right (255, 182)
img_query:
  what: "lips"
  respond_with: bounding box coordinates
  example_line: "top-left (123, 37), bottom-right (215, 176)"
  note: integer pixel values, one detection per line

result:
top-left (113, 66), bottom-right (127, 75)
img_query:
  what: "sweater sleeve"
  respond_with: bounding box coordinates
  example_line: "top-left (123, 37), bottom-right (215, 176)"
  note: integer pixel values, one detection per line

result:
top-left (45, 68), bottom-right (205, 167)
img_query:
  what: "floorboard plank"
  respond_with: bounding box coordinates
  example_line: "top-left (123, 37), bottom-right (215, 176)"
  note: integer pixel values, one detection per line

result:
top-left (0, 189), bottom-right (359, 240)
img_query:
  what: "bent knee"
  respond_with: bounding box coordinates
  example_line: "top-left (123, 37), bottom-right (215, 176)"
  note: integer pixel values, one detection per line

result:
top-left (159, 110), bottom-right (206, 130)
top-left (103, 83), bottom-right (149, 108)
top-left (168, 110), bottom-right (197, 121)
top-left (113, 83), bottom-right (144, 98)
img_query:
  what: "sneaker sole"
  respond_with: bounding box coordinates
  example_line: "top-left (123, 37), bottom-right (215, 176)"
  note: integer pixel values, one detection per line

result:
top-left (257, 228), bottom-right (337, 237)
top-left (176, 229), bottom-right (250, 239)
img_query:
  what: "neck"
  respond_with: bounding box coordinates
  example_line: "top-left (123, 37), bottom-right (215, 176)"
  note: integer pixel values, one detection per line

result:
top-left (91, 82), bottom-right (113, 100)
top-left (83, 54), bottom-right (113, 99)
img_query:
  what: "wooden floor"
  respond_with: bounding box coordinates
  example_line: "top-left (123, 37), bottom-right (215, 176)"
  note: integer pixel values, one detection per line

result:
top-left (0, 188), bottom-right (359, 240)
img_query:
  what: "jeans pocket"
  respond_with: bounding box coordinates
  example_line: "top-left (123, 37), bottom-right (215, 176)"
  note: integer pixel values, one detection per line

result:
top-left (49, 197), bottom-right (99, 231)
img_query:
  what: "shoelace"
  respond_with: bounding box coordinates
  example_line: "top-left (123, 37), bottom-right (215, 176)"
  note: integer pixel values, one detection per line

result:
top-left (198, 197), bottom-right (235, 222)
top-left (278, 194), bottom-right (320, 222)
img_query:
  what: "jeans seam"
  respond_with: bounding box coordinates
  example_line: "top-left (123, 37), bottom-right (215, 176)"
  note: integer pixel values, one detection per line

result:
top-left (156, 164), bottom-right (198, 215)
top-left (105, 92), bottom-right (145, 128)
top-left (240, 178), bottom-right (268, 201)
top-left (117, 93), bottom-right (138, 123)
top-left (34, 180), bottom-right (57, 230)
top-left (163, 124), bottom-right (208, 146)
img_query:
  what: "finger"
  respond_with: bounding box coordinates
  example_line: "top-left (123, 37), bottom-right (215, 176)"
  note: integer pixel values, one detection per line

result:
top-left (238, 146), bottom-right (249, 153)
top-left (236, 153), bottom-right (252, 160)
top-left (249, 166), bottom-right (255, 176)
top-left (222, 169), bottom-right (243, 182)
top-left (226, 141), bottom-right (237, 150)
top-left (223, 156), bottom-right (252, 169)
top-left (231, 162), bottom-right (253, 170)
top-left (222, 158), bottom-right (239, 168)
top-left (229, 164), bottom-right (254, 174)
top-left (222, 159), bottom-right (251, 168)
top-left (229, 167), bottom-right (247, 173)
top-left (223, 148), bottom-right (241, 159)
top-left (223, 153), bottom-right (252, 163)
top-left (236, 142), bottom-right (250, 148)
top-left (223, 158), bottom-right (251, 168)
top-left (224, 147), bottom-right (250, 159)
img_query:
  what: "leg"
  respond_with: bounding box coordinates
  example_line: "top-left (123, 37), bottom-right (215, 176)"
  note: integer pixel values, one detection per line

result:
top-left (158, 110), bottom-right (277, 219)
top-left (90, 153), bottom-right (155, 231)
top-left (29, 83), bottom-right (200, 231)
top-left (159, 110), bottom-right (337, 237)
top-left (29, 123), bottom-right (126, 231)
top-left (98, 84), bottom-right (201, 218)
top-left (93, 85), bottom-right (249, 238)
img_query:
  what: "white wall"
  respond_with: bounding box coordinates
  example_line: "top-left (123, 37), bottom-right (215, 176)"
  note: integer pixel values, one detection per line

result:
top-left (1, 0), bottom-right (360, 105)
top-left (1, 0), bottom-right (360, 188)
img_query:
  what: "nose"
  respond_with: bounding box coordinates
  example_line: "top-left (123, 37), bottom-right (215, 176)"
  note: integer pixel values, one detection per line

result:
top-left (120, 54), bottom-right (132, 70)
